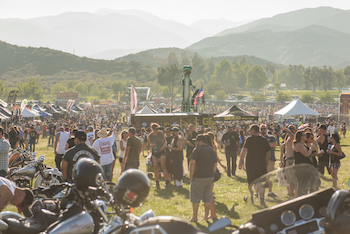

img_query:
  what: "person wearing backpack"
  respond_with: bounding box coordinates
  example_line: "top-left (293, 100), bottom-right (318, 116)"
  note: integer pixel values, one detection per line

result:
top-left (327, 133), bottom-right (343, 190)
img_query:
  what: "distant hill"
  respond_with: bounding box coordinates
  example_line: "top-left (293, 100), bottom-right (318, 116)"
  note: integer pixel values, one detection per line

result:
top-left (187, 25), bottom-right (350, 67)
top-left (115, 47), bottom-right (285, 70)
top-left (189, 18), bottom-right (251, 35)
top-left (0, 40), bottom-right (156, 85)
top-left (0, 10), bottom-right (210, 58)
top-left (217, 6), bottom-right (348, 36)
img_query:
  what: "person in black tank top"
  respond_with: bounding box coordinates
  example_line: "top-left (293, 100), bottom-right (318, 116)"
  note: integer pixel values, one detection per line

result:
top-left (316, 125), bottom-right (330, 175)
top-left (326, 133), bottom-right (342, 189)
top-left (293, 130), bottom-right (316, 197)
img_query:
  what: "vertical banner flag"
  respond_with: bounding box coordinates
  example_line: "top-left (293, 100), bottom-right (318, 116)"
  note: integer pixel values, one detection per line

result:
top-left (66, 99), bottom-right (75, 110)
top-left (118, 91), bottom-right (120, 103)
top-left (20, 99), bottom-right (28, 115)
top-left (130, 85), bottom-right (137, 113)
top-left (193, 87), bottom-right (204, 106)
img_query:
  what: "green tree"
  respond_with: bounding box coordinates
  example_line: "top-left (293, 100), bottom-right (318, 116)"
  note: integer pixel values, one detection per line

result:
top-left (99, 88), bottom-right (111, 100)
top-left (205, 81), bottom-right (222, 95)
top-left (246, 65), bottom-right (268, 91)
top-left (288, 65), bottom-right (305, 88)
top-left (300, 93), bottom-right (314, 103)
top-left (51, 83), bottom-right (67, 95)
top-left (252, 93), bottom-right (267, 101)
top-left (232, 62), bottom-right (247, 90)
top-left (275, 69), bottom-right (289, 84)
top-left (319, 92), bottom-right (335, 103)
top-left (111, 80), bottom-right (126, 94)
top-left (180, 52), bottom-right (190, 66)
top-left (191, 53), bottom-right (207, 82)
top-left (334, 69), bottom-right (345, 91)
top-left (157, 64), bottom-right (182, 98)
top-left (212, 59), bottom-right (235, 92)
top-left (319, 66), bottom-right (334, 92)
top-left (73, 83), bottom-right (88, 96)
top-left (166, 52), bottom-right (179, 67)
top-left (276, 92), bottom-right (291, 102)
top-left (0, 81), bottom-right (8, 99)
top-left (272, 81), bottom-right (281, 91)
top-left (17, 78), bottom-right (44, 100)
top-left (344, 66), bottom-right (350, 85)
top-left (215, 90), bottom-right (227, 100)
top-left (90, 86), bottom-right (100, 96)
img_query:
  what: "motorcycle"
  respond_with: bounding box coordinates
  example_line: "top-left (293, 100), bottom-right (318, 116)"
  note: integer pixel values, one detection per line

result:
top-left (0, 183), bottom-right (112, 234)
top-left (7, 155), bottom-right (63, 188)
top-left (8, 148), bottom-right (36, 168)
top-left (209, 164), bottom-right (350, 234)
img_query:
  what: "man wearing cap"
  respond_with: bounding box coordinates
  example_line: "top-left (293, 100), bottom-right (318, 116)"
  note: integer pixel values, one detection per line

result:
top-left (221, 124), bottom-right (240, 177)
top-left (123, 127), bottom-right (142, 170)
top-left (189, 134), bottom-right (217, 222)
top-left (61, 131), bottom-right (100, 183)
top-left (0, 177), bottom-right (34, 215)
top-left (93, 127), bottom-right (116, 181)
top-left (167, 127), bottom-right (183, 187)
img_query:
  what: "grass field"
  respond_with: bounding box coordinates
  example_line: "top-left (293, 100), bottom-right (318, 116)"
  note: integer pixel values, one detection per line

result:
top-left (4, 134), bottom-right (350, 233)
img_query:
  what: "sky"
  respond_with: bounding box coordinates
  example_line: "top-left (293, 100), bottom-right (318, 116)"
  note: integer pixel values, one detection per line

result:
top-left (0, 0), bottom-right (350, 24)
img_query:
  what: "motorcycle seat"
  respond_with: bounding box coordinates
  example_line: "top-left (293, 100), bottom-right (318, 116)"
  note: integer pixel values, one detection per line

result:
top-left (3, 209), bottom-right (47, 234)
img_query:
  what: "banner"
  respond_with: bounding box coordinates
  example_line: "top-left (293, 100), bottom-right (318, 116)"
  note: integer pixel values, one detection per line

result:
top-left (20, 99), bottom-right (28, 113)
top-left (66, 99), bottom-right (75, 110)
top-left (118, 91), bottom-right (120, 103)
top-left (130, 85), bottom-right (137, 113)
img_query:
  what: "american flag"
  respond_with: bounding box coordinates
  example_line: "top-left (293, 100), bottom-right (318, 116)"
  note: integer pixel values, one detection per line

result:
top-left (193, 87), bottom-right (204, 106)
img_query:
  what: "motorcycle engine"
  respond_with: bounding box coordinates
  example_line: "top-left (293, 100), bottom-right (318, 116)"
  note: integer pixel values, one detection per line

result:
top-left (14, 177), bottom-right (32, 188)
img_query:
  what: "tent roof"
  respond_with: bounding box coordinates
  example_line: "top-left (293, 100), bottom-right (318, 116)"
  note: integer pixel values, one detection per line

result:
top-left (0, 112), bottom-right (10, 121)
top-left (22, 108), bottom-right (40, 117)
top-left (0, 106), bottom-right (11, 117)
top-left (32, 104), bottom-right (46, 112)
top-left (274, 99), bottom-right (320, 116)
top-left (136, 105), bottom-right (158, 114)
top-left (214, 105), bottom-right (258, 121)
top-left (0, 99), bottom-right (7, 108)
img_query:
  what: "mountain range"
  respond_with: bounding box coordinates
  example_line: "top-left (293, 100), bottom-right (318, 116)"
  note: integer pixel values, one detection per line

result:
top-left (1, 6), bottom-right (350, 68)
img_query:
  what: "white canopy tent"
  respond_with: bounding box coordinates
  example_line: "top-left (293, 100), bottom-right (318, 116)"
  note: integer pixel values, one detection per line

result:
top-left (21, 108), bottom-right (40, 118)
top-left (136, 105), bottom-right (158, 114)
top-left (274, 98), bottom-right (319, 121)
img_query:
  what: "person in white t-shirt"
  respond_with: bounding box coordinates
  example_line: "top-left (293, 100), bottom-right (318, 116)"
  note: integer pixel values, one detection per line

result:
top-left (327, 122), bottom-right (335, 135)
top-left (92, 127), bottom-right (115, 181)
top-left (86, 126), bottom-right (95, 147)
top-left (118, 130), bottom-right (128, 175)
top-left (217, 128), bottom-right (224, 152)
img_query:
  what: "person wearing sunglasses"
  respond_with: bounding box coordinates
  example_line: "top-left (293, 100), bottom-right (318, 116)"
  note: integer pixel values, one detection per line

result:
top-left (0, 177), bottom-right (34, 215)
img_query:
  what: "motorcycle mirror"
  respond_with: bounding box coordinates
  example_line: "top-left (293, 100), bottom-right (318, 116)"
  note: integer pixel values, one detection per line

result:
top-left (208, 217), bottom-right (231, 232)
top-left (38, 155), bottom-right (45, 162)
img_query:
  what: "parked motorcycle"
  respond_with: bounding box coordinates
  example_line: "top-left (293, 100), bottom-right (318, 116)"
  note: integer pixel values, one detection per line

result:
top-left (7, 155), bottom-right (63, 188)
top-left (209, 164), bottom-right (350, 234)
top-left (8, 148), bottom-right (36, 168)
top-left (0, 158), bottom-right (112, 234)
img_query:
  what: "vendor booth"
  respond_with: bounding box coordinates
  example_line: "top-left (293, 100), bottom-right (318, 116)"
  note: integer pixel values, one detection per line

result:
top-left (214, 105), bottom-right (258, 121)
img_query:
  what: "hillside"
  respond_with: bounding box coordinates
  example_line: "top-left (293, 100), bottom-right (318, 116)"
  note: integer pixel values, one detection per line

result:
top-left (187, 25), bottom-right (350, 67)
top-left (0, 41), bottom-right (156, 86)
top-left (217, 6), bottom-right (348, 36)
top-left (115, 47), bottom-right (285, 69)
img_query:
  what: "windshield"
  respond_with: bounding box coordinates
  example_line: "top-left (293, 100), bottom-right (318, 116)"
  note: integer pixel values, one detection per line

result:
top-left (242, 164), bottom-right (339, 234)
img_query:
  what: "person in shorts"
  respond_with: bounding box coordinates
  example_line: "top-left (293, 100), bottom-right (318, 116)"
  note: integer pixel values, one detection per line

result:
top-left (148, 123), bottom-right (168, 188)
top-left (189, 134), bottom-right (217, 222)
top-left (239, 124), bottom-right (271, 206)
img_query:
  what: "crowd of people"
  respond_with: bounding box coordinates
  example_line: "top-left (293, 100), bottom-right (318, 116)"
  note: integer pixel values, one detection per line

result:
top-left (0, 106), bottom-right (346, 222)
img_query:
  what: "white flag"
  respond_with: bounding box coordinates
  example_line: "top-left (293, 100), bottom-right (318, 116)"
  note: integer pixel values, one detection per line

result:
top-left (20, 99), bottom-right (28, 113)
top-left (130, 85), bottom-right (137, 113)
